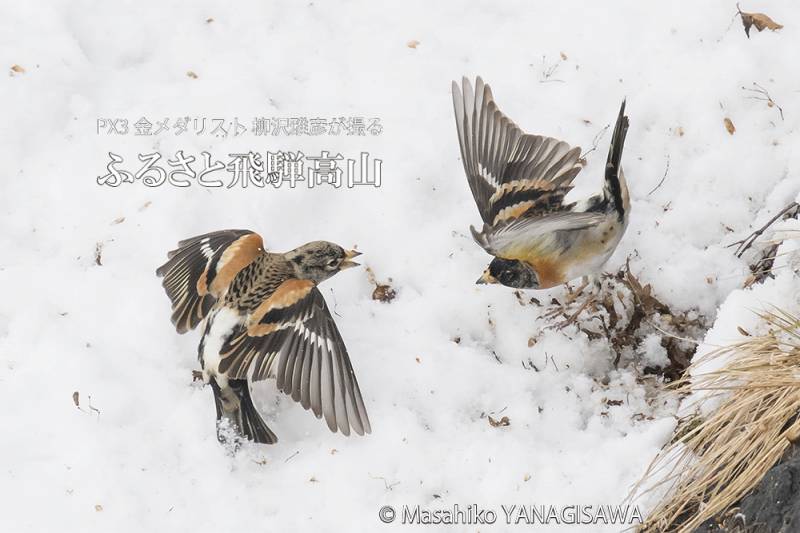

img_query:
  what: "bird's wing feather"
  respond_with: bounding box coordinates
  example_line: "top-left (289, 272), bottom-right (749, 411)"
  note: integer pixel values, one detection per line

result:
top-left (156, 229), bottom-right (264, 333)
top-left (452, 76), bottom-right (583, 226)
top-left (476, 211), bottom-right (606, 261)
top-left (218, 282), bottom-right (370, 437)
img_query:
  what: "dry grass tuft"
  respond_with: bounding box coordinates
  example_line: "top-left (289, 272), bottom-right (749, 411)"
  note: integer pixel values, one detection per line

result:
top-left (632, 308), bottom-right (800, 532)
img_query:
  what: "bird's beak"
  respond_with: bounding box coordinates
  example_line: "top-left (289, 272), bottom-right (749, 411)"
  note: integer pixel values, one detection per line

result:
top-left (341, 249), bottom-right (362, 269)
top-left (476, 269), bottom-right (498, 285)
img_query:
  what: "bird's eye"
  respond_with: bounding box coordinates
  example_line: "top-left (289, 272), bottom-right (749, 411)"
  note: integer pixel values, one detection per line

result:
top-left (326, 258), bottom-right (339, 268)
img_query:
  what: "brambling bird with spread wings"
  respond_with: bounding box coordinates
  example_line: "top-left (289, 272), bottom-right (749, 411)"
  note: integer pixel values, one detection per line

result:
top-left (452, 77), bottom-right (630, 289)
top-left (156, 230), bottom-right (370, 445)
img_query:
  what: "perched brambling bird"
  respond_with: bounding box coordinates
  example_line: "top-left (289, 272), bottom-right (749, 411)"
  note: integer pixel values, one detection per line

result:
top-left (156, 230), bottom-right (370, 444)
top-left (452, 77), bottom-right (630, 289)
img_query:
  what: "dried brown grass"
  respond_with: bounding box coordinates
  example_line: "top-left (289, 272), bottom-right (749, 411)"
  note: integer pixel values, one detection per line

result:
top-left (631, 308), bottom-right (800, 532)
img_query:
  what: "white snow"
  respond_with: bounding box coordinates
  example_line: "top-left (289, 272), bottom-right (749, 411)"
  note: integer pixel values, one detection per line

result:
top-left (639, 334), bottom-right (670, 369)
top-left (1, 1), bottom-right (799, 532)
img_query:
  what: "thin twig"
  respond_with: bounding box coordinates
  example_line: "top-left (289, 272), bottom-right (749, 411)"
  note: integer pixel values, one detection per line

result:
top-left (647, 155), bottom-right (671, 196)
top-left (284, 450), bottom-right (300, 463)
top-left (579, 125), bottom-right (610, 161)
top-left (727, 202), bottom-right (800, 257)
top-left (369, 474), bottom-right (400, 491)
top-left (742, 82), bottom-right (785, 121)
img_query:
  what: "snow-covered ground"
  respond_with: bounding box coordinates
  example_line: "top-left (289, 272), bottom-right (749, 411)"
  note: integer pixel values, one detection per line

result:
top-left (1, 1), bottom-right (798, 531)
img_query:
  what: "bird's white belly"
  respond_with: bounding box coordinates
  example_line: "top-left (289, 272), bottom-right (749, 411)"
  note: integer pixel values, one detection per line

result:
top-left (564, 215), bottom-right (627, 281)
top-left (201, 307), bottom-right (243, 388)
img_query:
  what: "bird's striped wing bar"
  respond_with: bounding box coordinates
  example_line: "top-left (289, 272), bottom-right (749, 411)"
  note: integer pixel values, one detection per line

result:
top-left (156, 229), bottom-right (263, 333)
top-left (452, 77), bottom-right (584, 227)
top-left (218, 281), bottom-right (370, 437)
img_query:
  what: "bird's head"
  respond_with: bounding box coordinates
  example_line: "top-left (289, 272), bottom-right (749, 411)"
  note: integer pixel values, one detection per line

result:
top-left (477, 257), bottom-right (539, 289)
top-left (285, 241), bottom-right (361, 284)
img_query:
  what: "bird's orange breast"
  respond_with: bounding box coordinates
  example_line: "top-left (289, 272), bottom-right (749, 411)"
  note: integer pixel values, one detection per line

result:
top-left (526, 256), bottom-right (566, 289)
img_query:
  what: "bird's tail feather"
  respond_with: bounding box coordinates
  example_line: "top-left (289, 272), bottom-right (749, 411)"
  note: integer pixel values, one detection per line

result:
top-left (604, 100), bottom-right (630, 220)
top-left (211, 378), bottom-right (278, 445)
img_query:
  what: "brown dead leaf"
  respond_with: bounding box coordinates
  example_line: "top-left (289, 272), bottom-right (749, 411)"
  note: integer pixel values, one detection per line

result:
top-left (72, 391), bottom-right (80, 407)
top-left (10, 64), bottom-right (25, 74)
top-left (738, 4), bottom-right (783, 38)
top-left (724, 117), bottom-right (736, 135)
top-left (523, 473), bottom-right (531, 482)
top-left (407, 40), bottom-right (420, 49)
top-left (488, 415), bottom-right (510, 428)
top-left (206, 17), bottom-right (214, 23)
top-left (737, 326), bottom-right (751, 337)
top-left (365, 266), bottom-right (396, 303)
top-left (187, 71), bottom-right (198, 79)
top-left (559, 51), bottom-right (568, 60)
top-left (95, 505), bottom-right (103, 512)
top-left (675, 126), bottom-right (685, 137)
top-left (111, 216), bottom-right (125, 225)
top-left (372, 284), bottom-right (397, 303)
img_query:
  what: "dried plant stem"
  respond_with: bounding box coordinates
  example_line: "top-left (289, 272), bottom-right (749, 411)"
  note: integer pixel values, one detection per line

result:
top-left (631, 309), bottom-right (800, 532)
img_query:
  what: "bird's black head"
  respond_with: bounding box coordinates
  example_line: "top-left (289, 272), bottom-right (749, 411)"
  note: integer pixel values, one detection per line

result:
top-left (285, 241), bottom-right (361, 284)
top-left (477, 258), bottom-right (539, 289)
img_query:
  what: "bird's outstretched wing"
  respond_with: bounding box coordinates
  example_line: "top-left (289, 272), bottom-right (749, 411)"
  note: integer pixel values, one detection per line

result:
top-left (472, 211), bottom-right (606, 262)
top-left (156, 229), bottom-right (263, 333)
top-left (218, 281), bottom-right (370, 437)
top-left (452, 76), bottom-right (584, 228)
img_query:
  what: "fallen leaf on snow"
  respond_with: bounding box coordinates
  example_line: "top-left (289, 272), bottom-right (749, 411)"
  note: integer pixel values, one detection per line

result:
top-left (724, 117), bottom-right (736, 135)
top-left (407, 40), bottom-right (420, 49)
top-left (738, 4), bottom-right (783, 38)
top-left (365, 266), bottom-right (397, 303)
top-left (187, 71), bottom-right (198, 79)
top-left (488, 415), bottom-right (510, 428)
top-left (372, 284), bottom-right (397, 303)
